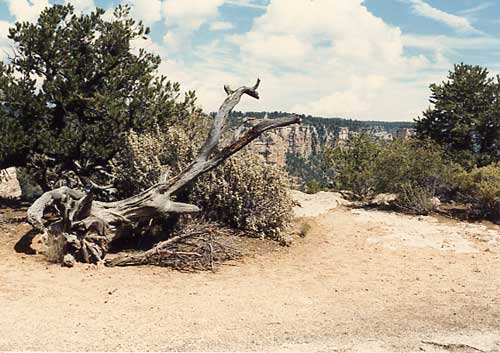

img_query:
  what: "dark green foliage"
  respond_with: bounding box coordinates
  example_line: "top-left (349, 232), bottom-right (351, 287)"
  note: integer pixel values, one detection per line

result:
top-left (319, 135), bottom-right (500, 220)
top-left (323, 134), bottom-right (383, 199)
top-left (373, 139), bottom-right (455, 197)
top-left (0, 63), bottom-right (40, 168)
top-left (454, 163), bottom-right (500, 222)
top-left (303, 180), bottom-right (323, 194)
top-left (416, 63), bottom-right (500, 167)
top-left (232, 111), bottom-right (415, 135)
top-left (0, 4), bottom-right (196, 190)
top-left (286, 151), bottom-right (331, 191)
top-left (373, 139), bottom-right (459, 214)
top-left (323, 137), bottom-right (457, 213)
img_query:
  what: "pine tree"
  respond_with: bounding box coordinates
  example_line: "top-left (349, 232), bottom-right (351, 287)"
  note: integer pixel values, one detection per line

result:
top-left (416, 63), bottom-right (500, 167)
top-left (0, 4), bottom-right (196, 189)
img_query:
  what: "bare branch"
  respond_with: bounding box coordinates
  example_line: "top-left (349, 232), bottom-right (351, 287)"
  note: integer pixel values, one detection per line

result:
top-left (163, 79), bottom-right (298, 194)
top-left (224, 85), bottom-right (234, 95)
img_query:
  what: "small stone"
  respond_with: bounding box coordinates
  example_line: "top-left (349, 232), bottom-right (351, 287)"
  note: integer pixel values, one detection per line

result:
top-left (62, 254), bottom-right (76, 267)
top-left (430, 197), bottom-right (441, 208)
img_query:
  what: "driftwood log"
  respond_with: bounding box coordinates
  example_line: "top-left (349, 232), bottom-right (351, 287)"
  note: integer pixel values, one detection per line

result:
top-left (27, 79), bottom-right (301, 265)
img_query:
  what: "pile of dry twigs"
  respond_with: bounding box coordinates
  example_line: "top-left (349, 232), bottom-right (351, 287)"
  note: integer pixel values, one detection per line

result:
top-left (106, 223), bottom-right (242, 271)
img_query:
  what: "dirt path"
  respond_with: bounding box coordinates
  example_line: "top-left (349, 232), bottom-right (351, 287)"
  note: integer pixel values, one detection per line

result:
top-left (1, 194), bottom-right (500, 352)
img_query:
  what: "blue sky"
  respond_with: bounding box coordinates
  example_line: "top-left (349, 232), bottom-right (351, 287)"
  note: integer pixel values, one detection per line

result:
top-left (0, 0), bottom-right (499, 121)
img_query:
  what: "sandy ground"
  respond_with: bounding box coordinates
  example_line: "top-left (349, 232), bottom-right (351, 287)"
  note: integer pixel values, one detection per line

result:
top-left (1, 193), bottom-right (500, 352)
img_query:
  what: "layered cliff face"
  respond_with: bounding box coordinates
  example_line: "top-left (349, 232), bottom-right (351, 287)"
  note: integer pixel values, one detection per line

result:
top-left (249, 125), bottom-right (336, 167)
top-left (248, 121), bottom-right (415, 169)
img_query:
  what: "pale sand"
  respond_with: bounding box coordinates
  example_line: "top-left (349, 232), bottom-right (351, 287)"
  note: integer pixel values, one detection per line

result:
top-left (1, 192), bottom-right (500, 352)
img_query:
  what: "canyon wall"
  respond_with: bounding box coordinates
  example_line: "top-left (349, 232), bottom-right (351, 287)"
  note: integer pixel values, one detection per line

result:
top-left (249, 125), bottom-right (339, 167)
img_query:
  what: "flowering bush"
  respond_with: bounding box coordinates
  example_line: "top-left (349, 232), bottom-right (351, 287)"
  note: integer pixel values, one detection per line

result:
top-left (111, 128), bottom-right (165, 196)
top-left (111, 121), bottom-right (294, 239)
top-left (191, 152), bottom-right (294, 239)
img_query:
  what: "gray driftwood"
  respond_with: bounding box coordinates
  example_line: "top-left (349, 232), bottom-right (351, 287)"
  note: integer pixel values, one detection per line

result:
top-left (27, 79), bottom-right (301, 265)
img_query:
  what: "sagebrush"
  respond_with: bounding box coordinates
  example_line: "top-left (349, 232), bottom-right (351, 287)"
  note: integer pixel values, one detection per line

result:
top-left (111, 119), bottom-right (294, 239)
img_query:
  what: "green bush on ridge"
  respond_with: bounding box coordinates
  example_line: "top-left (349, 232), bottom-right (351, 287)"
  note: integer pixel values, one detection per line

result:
top-left (322, 136), bottom-right (500, 220)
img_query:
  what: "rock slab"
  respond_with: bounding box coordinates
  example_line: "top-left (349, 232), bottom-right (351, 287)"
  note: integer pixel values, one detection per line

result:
top-left (0, 167), bottom-right (22, 198)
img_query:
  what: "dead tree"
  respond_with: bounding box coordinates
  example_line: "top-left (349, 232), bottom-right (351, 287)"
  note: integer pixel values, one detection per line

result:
top-left (27, 79), bottom-right (301, 265)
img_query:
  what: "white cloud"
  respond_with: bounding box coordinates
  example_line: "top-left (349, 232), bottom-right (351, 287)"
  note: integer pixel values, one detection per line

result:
top-left (403, 34), bottom-right (500, 51)
top-left (162, 0), bottom-right (224, 31)
top-left (216, 0), bottom-right (434, 120)
top-left (127, 0), bottom-right (162, 25)
top-left (292, 76), bottom-right (429, 121)
top-left (458, 2), bottom-right (493, 16)
top-left (3, 0), bottom-right (95, 22)
top-left (0, 20), bottom-right (12, 62)
top-left (232, 32), bottom-right (312, 67)
top-left (161, 0), bottom-right (225, 52)
top-left (2, 0), bottom-right (491, 122)
top-left (3, 0), bottom-right (49, 23)
top-left (64, 0), bottom-right (95, 14)
top-left (148, 0), bottom-right (443, 121)
top-left (409, 0), bottom-right (481, 34)
top-left (131, 35), bottom-right (169, 59)
top-left (234, 0), bottom-right (414, 70)
top-left (225, 0), bottom-right (267, 9)
top-left (100, 6), bottom-right (116, 22)
top-left (209, 21), bottom-right (235, 31)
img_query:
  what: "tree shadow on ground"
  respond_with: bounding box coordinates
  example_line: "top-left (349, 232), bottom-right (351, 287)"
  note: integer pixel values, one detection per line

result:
top-left (0, 197), bottom-right (29, 210)
top-left (14, 229), bottom-right (39, 255)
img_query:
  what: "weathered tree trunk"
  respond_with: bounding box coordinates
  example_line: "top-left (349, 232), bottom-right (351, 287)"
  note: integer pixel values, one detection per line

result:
top-left (27, 79), bottom-right (301, 265)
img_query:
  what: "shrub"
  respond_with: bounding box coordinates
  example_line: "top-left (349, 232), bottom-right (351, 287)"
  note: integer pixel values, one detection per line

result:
top-left (323, 134), bottom-right (382, 199)
top-left (325, 137), bottom-right (457, 213)
top-left (191, 152), bottom-right (294, 239)
top-left (374, 139), bottom-right (450, 193)
top-left (455, 163), bottom-right (500, 222)
top-left (374, 139), bottom-right (456, 213)
top-left (304, 180), bottom-right (323, 194)
top-left (111, 115), bottom-right (208, 198)
top-left (395, 182), bottom-right (438, 215)
top-left (111, 119), bottom-right (294, 239)
top-left (286, 151), bottom-right (331, 191)
top-left (111, 128), bottom-right (165, 197)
